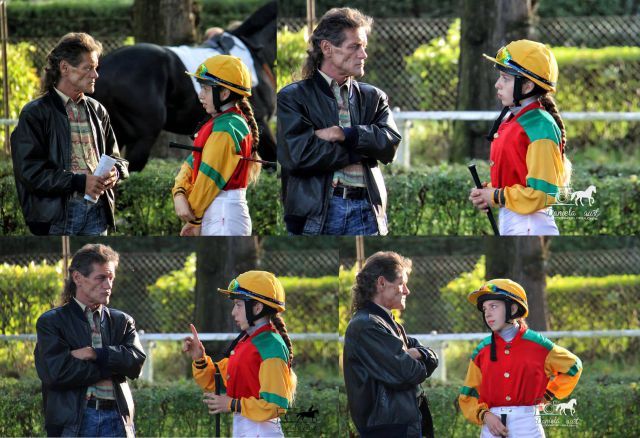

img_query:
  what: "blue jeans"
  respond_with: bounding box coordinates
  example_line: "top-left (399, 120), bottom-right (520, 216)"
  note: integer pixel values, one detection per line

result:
top-left (77, 406), bottom-right (127, 437)
top-left (321, 194), bottom-right (379, 235)
top-left (49, 197), bottom-right (108, 236)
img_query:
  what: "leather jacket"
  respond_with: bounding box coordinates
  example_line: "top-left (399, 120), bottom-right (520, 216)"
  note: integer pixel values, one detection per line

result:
top-left (343, 301), bottom-right (439, 437)
top-left (10, 90), bottom-right (129, 235)
top-left (277, 71), bottom-right (401, 235)
top-left (34, 299), bottom-right (146, 437)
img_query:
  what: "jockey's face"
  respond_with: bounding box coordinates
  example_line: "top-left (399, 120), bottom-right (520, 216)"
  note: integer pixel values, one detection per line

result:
top-left (320, 27), bottom-right (368, 82)
top-left (58, 51), bottom-right (99, 99)
top-left (495, 72), bottom-right (534, 107)
top-left (482, 299), bottom-right (519, 331)
top-left (199, 84), bottom-right (231, 115)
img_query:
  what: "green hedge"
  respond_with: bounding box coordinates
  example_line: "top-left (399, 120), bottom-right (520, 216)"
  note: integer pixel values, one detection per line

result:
top-left (0, 377), bottom-right (340, 437)
top-left (1, 376), bottom-right (636, 437)
top-left (0, 159), bottom-right (282, 236)
top-left (2, 159), bottom-right (638, 235)
top-left (8, 0), bottom-right (268, 38)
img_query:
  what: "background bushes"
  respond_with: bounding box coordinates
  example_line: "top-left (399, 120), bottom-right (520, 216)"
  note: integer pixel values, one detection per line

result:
top-left (2, 159), bottom-right (637, 236)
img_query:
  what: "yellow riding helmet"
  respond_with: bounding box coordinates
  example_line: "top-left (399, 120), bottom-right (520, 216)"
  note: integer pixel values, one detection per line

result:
top-left (186, 54), bottom-right (252, 97)
top-left (483, 39), bottom-right (558, 93)
top-left (218, 271), bottom-right (285, 312)
top-left (467, 278), bottom-right (529, 318)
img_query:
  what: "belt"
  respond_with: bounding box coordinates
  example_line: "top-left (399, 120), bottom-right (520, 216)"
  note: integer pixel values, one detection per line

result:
top-left (333, 185), bottom-right (368, 200)
top-left (86, 399), bottom-right (117, 410)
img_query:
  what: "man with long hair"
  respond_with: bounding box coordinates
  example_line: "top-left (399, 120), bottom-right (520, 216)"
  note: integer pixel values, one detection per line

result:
top-left (343, 251), bottom-right (439, 437)
top-left (277, 8), bottom-right (401, 236)
top-left (11, 33), bottom-right (128, 235)
top-left (34, 244), bottom-right (145, 437)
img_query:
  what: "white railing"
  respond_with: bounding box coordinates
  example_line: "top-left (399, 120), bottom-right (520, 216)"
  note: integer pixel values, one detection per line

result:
top-left (391, 109), bottom-right (640, 168)
top-left (4, 329), bottom-right (638, 382)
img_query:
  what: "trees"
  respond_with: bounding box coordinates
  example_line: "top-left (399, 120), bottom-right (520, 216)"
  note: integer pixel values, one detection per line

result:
top-left (132, 0), bottom-right (197, 46)
top-left (452, 0), bottom-right (538, 160)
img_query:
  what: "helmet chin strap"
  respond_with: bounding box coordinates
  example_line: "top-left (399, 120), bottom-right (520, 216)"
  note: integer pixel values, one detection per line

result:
top-left (211, 86), bottom-right (236, 113)
top-left (245, 299), bottom-right (275, 327)
top-left (486, 75), bottom-right (538, 141)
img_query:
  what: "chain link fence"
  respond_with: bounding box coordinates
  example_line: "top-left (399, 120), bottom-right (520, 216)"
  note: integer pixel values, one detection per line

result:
top-left (341, 243), bottom-right (640, 334)
top-left (0, 247), bottom-right (338, 334)
top-left (278, 15), bottom-right (640, 161)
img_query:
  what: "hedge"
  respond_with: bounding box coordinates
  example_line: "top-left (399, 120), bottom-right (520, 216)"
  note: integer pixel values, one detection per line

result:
top-left (1, 377), bottom-right (636, 437)
top-left (2, 159), bottom-right (638, 236)
top-left (7, 0), bottom-right (268, 38)
top-left (0, 377), bottom-right (340, 437)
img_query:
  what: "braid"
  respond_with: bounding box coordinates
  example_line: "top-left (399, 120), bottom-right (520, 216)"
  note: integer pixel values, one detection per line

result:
top-left (539, 94), bottom-right (567, 151)
top-left (271, 314), bottom-right (294, 367)
top-left (539, 93), bottom-right (572, 185)
top-left (237, 97), bottom-right (261, 184)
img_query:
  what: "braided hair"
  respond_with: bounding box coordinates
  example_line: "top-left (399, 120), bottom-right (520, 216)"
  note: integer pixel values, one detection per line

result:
top-left (269, 312), bottom-right (297, 402)
top-left (236, 97), bottom-right (261, 184)
top-left (538, 92), bottom-right (572, 185)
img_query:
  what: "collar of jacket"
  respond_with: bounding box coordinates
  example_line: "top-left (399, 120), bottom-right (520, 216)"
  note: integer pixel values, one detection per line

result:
top-left (69, 297), bottom-right (111, 323)
top-left (364, 300), bottom-right (402, 337)
top-left (312, 70), bottom-right (359, 100)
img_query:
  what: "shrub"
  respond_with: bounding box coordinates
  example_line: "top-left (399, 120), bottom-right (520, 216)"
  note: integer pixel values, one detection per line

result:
top-left (0, 376), bottom-right (341, 437)
top-left (276, 26), bottom-right (308, 91)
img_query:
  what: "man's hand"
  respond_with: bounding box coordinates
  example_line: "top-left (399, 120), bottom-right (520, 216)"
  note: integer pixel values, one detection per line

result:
top-left (484, 412), bottom-right (508, 437)
top-left (102, 167), bottom-right (119, 190)
top-left (182, 323), bottom-right (206, 360)
top-left (85, 174), bottom-right (107, 199)
top-left (315, 126), bottom-right (345, 143)
top-left (180, 222), bottom-right (201, 237)
top-left (406, 347), bottom-right (422, 360)
top-left (469, 187), bottom-right (495, 211)
top-left (203, 393), bottom-right (232, 414)
top-left (70, 347), bottom-right (97, 361)
top-left (174, 194), bottom-right (196, 222)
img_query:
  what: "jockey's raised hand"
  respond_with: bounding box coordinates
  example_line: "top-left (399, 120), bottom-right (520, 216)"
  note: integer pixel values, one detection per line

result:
top-left (183, 323), bottom-right (206, 360)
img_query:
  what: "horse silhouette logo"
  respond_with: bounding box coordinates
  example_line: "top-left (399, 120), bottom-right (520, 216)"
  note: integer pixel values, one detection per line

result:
top-left (570, 185), bottom-right (596, 206)
top-left (295, 405), bottom-right (319, 423)
top-left (554, 398), bottom-right (577, 416)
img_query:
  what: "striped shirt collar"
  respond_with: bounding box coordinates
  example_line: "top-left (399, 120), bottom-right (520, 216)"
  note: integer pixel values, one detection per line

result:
top-left (73, 297), bottom-right (103, 318)
top-left (318, 69), bottom-right (351, 92)
top-left (54, 87), bottom-right (86, 105)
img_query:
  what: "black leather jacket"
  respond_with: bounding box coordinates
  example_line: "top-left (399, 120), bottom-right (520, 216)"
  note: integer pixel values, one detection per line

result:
top-left (343, 302), bottom-right (438, 437)
top-left (10, 90), bottom-right (129, 235)
top-left (277, 71), bottom-right (401, 235)
top-left (34, 300), bottom-right (146, 437)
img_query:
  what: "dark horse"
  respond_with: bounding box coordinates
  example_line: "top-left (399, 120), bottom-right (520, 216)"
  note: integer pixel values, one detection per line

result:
top-left (92, 1), bottom-right (276, 171)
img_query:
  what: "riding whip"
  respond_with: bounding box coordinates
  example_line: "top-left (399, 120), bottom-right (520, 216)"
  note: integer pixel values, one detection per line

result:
top-left (169, 142), bottom-right (276, 167)
top-left (468, 163), bottom-right (500, 236)
top-left (214, 364), bottom-right (222, 437)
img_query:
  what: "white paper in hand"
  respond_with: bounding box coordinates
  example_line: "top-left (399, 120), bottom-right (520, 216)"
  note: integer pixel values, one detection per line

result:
top-left (84, 154), bottom-right (117, 203)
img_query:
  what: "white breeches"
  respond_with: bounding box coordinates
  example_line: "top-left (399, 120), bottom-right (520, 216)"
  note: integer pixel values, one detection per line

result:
top-left (201, 189), bottom-right (251, 236)
top-left (480, 405), bottom-right (545, 438)
top-left (499, 208), bottom-right (559, 236)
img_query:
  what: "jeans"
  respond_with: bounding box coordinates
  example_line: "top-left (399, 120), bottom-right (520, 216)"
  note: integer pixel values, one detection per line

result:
top-left (321, 194), bottom-right (379, 235)
top-left (76, 406), bottom-right (127, 437)
top-left (49, 197), bottom-right (108, 236)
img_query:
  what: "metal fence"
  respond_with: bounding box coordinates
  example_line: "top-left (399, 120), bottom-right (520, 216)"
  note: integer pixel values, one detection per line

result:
top-left (278, 15), bottom-right (640, 110)
top-left (340, 243), bottom-right (640, 334)
top-left (0, 247), bottom-right (338, 334)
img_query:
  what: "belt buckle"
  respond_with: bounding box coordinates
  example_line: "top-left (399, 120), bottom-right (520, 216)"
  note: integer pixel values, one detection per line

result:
top-left (342, 187), bottom-right (348, 199)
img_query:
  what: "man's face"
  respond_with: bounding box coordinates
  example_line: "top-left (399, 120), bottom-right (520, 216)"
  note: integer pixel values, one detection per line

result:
top-left (323, 27), bottom-right (368, 79)
top-left (73, 262), bottom-right (115, 308)
top-left (61, 51), bottom-right (99, 95)
top-left (377, 270), bottom-right (410, 311)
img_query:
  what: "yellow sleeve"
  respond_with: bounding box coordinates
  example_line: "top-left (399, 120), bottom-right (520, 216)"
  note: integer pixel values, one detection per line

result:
top-left (458, 360), bottom-right (488, 425)
top-left (172, 160), bottom-right (193, 198)
top-left (187, 131), bottom-right (242, 224)
top-left (503, 138), bottom-right (565, 214)
top-left (236, 358), bottom-right (293, 422)
top-left (192, 355), bottom-right (229, 393)
top-left (543, 345), bottom-right (582, 400)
